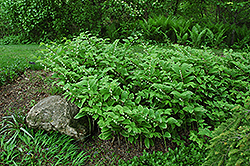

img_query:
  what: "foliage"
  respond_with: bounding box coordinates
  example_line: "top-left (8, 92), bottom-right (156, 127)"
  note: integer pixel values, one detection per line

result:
top-left (118, 143), bottom-right (207, 166)
top-left (38, 32), bottom-right (250, 149)
top-left (1, 0), bottom-right (249, 49)
top-left (172, 17), bottom-right (192, 45)
top-left (0, 110), bottom-right (89, 165)
top-left (203, 99), bottom-right (250, 166)
top-left (1, 0), bottom-right (103, 42)
top-left (0, 60), bottom-right (29, 86)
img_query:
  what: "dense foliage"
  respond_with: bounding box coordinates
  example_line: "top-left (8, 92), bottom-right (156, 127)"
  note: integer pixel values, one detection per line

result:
top-left (119, 143), bottom-right (207, 166)
top-left (38, 32), bottom-right (250, 149)
top-left (203, 99), bottom-right (250, 166)
top-left (1, 0), bottom-right (249, 49)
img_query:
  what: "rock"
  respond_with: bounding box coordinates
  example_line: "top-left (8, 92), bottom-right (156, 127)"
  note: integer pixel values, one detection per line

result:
top-left (26, 95), bottom-right (89, 141)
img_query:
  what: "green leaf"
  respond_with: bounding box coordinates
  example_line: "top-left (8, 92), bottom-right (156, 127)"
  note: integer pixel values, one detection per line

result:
top-left (140, 122), bottom-right (151, 128)
top-left (171, 91), bottom-right (181, 97)
top-left (198, 128), bottom-right (212, 137)
top-left (135, 96), bottom-right (141, 104)
top-left (103, 94), bottom-right (110, 101)
top-left (167, 117), bottom-right (181, 127)
top-left (183, 106), bottom-right (194, 113)
top-left (143, 108), bottom-right (149, 116)
top-left (159, 123), bottom-right (167, 129)
top-left (106, 112), bottom-right (119, 119)
top-left (122, 119), bottom-right (131, 124)
top-left (99, 130), bottom-right (113, 140)
top-left (144, 137), bottom-right (150, 149)
top-left (128, 136), bottom-right (134, 144)
top-left (93, 114), bottom-right (99, 120)
top-left (121, 91), bottom-right (128, 102)
top-left (74, 107), bottom-right (89, 119)
top-left (129, 93), bottom-right (134, 100)
top-left (163, 132), bottom-right (171, 138)
top-left (121, 130), bottom-right (129, 137)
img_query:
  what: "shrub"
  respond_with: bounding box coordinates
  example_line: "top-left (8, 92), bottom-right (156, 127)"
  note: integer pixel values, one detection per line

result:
top-left (38, 32), bottom-right (250, 149)
top-left (203, 99), bottom-right (250, 166)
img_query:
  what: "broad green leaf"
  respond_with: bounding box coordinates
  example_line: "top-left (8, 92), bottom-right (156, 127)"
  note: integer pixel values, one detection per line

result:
top-left (164, 109), bottom-right (172, 115)
top-left (140, 122), bottom-right (151, 128)
top-left (159, 123), bottom-right (167, 129)
top-left (103, 94), bottom-right (110, 101)
top-left (183, 106), bottom-right (194, 113)
top-left (144, 137), bottom-right (150, 149)
top-left (99, 130), bottom-right (113, 140)
top-left (121, 91), bottom-right (128, 101)
top-left (170, 91), bottom-right (181, 97)
top-left (135, 96), bottom-right (141, 104)
top-left (74, 111), bottom-right (87, 119)
top-left (143, 108), bottom-right (149, 116)
top-left (149, 109), bottom-right (155, 118)
top-left (198, 128), bottom-right (212, 137)
top-left (129, 93), bottom-right (134, 100)
top-left (163, 132), bottom-right (171, 138)
top-left (106, 112), bottom-right (119, 119)
top-left (128, 136), bottom-right (134, 144)
top-left (166, 117), bottom-right (181, 127)
top-left (121, 130), bottom-right (129, 137)
top-left (122, 119), bottom-right (131, 124)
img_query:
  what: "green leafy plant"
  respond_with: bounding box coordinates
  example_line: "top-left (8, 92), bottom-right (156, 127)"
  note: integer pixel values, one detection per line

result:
top-left (139, 15), bottom-right (174, 42)
top-left (233, 24), bottom-right (250, 50)
top-left (0, 110), bottom-right (89, 165)
top-left (204, 21), bottom-right (229, 48)
top-left (188, 24), bottom-right (207, 47)
top-left (38, 32), bottom-right (250, 150)
top-left (118, 142), bottom-right (207, 166)
top-left (172, 17), bottom-right (192, 45)
top-left (203, 99), bottom-right (250, 166)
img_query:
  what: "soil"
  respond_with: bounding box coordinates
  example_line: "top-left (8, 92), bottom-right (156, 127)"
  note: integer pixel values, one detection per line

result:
top-left (0, 69), bottom-right (173, 165)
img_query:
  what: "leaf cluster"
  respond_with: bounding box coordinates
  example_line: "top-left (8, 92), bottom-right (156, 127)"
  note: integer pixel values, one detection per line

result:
top-left (139, 15), bottom-right (249, 49)
top-left (203, 99), bottom-right (250, 166)
top-left (38, 32), bottom-right (250, 148)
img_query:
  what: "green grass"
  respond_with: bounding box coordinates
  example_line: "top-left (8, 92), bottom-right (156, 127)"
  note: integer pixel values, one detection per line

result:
top-left (0, 45), bottom-right (44, 86)
top-left (0, 45), bottom-right (41, 68)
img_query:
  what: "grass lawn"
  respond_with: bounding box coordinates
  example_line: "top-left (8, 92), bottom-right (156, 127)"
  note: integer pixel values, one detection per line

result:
top-left (0, 45), bottom-right (42, 68)
top-left (0, 45), bottom-right (44, 86)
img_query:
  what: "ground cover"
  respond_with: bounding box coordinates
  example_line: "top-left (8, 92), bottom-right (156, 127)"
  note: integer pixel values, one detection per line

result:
top-left (1, 39), bottom-right (249, 165)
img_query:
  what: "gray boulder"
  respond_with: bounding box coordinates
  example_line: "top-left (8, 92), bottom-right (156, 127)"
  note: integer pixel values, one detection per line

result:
top-left (26, 95), bottom-right (89, 141)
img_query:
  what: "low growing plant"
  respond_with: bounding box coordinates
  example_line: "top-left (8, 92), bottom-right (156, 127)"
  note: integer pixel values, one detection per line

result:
top-left (38, 32), bottom-right (250, 149)
top-left (203, 99), bottom-right (250, 166)
top-left (0, 110), bottom-right (89, 165)
top-left (118, 142), bottom-right (207, 166)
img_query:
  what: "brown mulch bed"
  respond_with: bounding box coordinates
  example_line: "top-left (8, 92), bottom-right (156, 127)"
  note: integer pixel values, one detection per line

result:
top-left (0, 69), bottom-right (172, 165)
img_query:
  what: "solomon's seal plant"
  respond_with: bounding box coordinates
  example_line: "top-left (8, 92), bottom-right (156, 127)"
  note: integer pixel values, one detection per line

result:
top-left (38, 32), bottom-right (250, 149)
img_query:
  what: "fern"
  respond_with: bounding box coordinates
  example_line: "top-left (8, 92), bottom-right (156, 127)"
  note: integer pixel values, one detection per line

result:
top-left (189, 24), bottom-right (207, 47)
